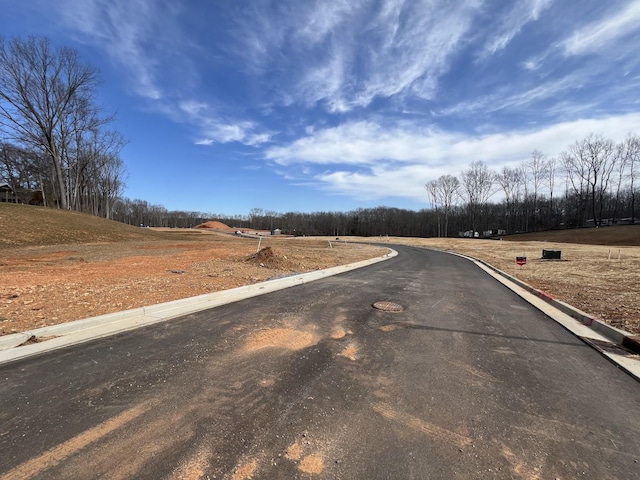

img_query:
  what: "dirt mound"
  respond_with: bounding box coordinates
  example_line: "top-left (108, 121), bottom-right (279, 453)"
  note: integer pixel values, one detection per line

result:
top-left (245, 246), bottom-right (278, 267)
top-left (193, 221), bottom-right (231, 230)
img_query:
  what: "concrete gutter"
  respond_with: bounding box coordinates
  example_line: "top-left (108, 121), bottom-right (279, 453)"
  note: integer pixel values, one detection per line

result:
top-left (441, 249), bottom-right (640, 381)
top-left (0, 248), bottom-right (398, 366)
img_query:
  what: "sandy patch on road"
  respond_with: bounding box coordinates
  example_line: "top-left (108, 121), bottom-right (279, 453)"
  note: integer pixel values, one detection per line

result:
top-left (330, 327), bottom-right (347, 339)
top-left (298, 454), bottom-right (324, 474)
top-left (341, 343), bottom-right (358, 361)
top-left (285, 443), bottom-right (304, 461)
top-left (244, 328), bottom-right (317, 352)
top-left (231, 460), bottom-right (257, 480)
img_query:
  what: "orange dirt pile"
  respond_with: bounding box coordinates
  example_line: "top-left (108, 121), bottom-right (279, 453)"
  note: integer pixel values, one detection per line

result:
top-left (193, 221), bottom-right (233, 230)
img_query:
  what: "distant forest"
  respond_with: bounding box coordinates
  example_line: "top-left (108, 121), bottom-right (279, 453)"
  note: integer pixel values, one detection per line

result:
top-left (3, 132), bottom-right (639, 237)
top-left (1, 38), bottom-right (639, 238)
top-left (104, 131), bottom-right (639, 238)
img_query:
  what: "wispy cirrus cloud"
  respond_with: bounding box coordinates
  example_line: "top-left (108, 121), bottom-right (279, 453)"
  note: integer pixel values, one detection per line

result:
top-left (225, 0), bottom-right (482, 112)
top-left (561, 0), bottom-right (640, 57)
top-left (54, 0), bottom-right (182, 99)
top-left (52, 0), bottom-right (274, 147)
top-left (477, 0), bottom-right (553, 61)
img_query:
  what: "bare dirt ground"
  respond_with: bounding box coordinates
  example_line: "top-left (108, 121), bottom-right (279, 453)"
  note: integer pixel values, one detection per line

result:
top-left (0, 229), bottom-right (387, 336)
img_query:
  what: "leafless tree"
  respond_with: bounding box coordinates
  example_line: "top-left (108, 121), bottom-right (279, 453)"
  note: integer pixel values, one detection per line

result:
top-left (561, 139), bottom-right (591, 226)
top-left (620, 133), bottom-right (640, 222)
top-left (561, 134), bottom-right (619, 226)
top-left (460, 161), bottom-right (496, 234)
top-left (585, 134), bottom-right (617, 226)
top-left (425, 179), bottom-right (441, 236)
top-left (545, 157), bottom-right (557, 226)
top-left (425, 175), bottom-right (459, 237)
top-left (525, 150), bottom-right (547, 230)
top-left (496, 166), bottom-right (523, 233)
top-left (0, 36), bottom-right (106, 210)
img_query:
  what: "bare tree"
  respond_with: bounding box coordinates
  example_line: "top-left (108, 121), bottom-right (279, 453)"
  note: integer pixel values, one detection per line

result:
top-left (425, 175), bottom-right (459, 237)
top-left (585, 134), bottom-right (617, 226)
top-left (526, 150), bottom-right (547, 230)
top-left (496, 166), bottom-right (523, 233)
top-left (620, 134), bottom-right (640, 222)
top-left (425, 179), bottom-right (441, 236)
top-left (0, 36), bottom-right (102, 209)
top-left (437, 174), bottom-right (459, 237)
top-left (561, 139), bottom-right (591, 226)
top-left (545, 157), bottom-right (557, 226)
top-left (460, 161), bottom-right (496, 235)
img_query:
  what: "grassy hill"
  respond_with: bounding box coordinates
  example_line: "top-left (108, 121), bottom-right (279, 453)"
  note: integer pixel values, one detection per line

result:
top-left (0, 203), bottom-right (165, 247)
top-left (502, 225), bottom-right (640, 246)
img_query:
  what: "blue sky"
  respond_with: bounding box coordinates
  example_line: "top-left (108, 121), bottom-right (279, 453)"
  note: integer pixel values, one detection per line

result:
top-left (2, 0), bottom-right (640, 215)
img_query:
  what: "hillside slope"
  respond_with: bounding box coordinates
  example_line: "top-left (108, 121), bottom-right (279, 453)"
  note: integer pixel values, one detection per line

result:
top-left (0, 204), bottom-right (164, 247)
top-left (502, 225), bottom-right (640, 246)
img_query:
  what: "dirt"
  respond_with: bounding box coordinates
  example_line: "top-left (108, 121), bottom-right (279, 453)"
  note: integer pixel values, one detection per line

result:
top-left (0, 232), bottom-right (388, 336)
top-left (244, 328), bottom-right (317, 352)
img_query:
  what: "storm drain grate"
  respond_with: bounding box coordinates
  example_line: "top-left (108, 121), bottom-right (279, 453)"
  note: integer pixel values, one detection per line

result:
top-left (372, 301), bottom-right (404, 313)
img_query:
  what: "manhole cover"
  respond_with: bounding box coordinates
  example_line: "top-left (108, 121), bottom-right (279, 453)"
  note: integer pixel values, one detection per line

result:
top-left (373, 301), bottom-right (404, 312)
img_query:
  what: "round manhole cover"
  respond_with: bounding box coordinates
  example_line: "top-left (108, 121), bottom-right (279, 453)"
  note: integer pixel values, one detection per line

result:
top-left (372, 301), bottom-right (404, 312)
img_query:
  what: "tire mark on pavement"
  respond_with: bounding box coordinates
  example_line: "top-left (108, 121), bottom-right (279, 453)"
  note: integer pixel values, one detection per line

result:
top-left (0, 400), bottom-right (155, 480)
top-left (372, 402), bottom-right (472, 449)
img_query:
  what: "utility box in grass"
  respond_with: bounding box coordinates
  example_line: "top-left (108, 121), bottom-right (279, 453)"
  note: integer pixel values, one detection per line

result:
top-left (542, 249), bottom-right (561, 260)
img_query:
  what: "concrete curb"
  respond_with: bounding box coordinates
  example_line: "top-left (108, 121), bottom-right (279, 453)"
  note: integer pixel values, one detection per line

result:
top-left (0, 248), bottom-right (398, 366)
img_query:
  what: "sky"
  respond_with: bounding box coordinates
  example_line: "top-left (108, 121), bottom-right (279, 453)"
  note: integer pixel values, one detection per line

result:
top-left (1, 0), bottom-right (640, 216)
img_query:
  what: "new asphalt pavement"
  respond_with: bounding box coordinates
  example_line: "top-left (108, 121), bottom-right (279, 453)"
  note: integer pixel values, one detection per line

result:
top-left (1, 245), bottom-right (638, 479)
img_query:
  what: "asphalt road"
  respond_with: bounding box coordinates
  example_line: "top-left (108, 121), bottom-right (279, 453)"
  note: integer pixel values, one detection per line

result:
top-left (1, 245), bottom-right (639, 479)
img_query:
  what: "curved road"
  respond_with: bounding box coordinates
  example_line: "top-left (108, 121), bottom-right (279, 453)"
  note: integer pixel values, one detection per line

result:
top-left (1, 245), bottom-right (639, 479)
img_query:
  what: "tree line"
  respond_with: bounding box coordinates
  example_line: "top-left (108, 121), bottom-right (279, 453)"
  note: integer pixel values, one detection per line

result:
top-left (427, 133), bottom-right (640, 237)
top-left (113, 133), bottom-right (639, 238)
top-left (2, 37), bottom-right (638, 237)
top-left (0, 36), bottom-right (126, 218)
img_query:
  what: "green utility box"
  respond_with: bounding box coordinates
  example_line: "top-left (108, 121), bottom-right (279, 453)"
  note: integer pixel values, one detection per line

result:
top-left (542, 249), bottom-right (561, 260)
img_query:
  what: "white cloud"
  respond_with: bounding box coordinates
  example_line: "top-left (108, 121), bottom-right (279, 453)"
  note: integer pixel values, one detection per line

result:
top-left (343, 0), bottom-right (480, 107)
top-left (179, 100), bottom-right (209, 117)
top-left (478, 0), bottom-right (553, 60)
top-left (436, 74), bottom-right (578, 117)
top-left (561, 0), bottom-right (640, 57)
top-left (197, 118), bottom-right (273, 146)
top-left (265, 113), bottom-right (640, 201)
top-left (53, 1), bottom-right (274, 147)
top-left (227, 0), bottom-right (482, 111)
top-left (54, 0), bottom-right (176, 99)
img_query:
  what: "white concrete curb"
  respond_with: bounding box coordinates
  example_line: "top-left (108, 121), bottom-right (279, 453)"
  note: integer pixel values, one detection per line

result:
top-left (0, 249), bottom-right (397, 366)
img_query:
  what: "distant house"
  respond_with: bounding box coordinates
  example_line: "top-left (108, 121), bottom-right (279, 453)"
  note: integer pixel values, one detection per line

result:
top-left (0, 183), bottom-right (17, 203)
